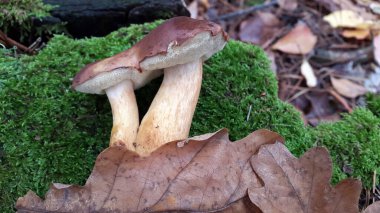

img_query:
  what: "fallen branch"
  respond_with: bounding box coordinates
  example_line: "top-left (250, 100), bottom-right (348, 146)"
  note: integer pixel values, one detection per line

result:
top-left (328, 89), bottom-right (353, 113)
top-left (212, 0), bottom-right (278, 21)
top-left (311, 46), bottom-right (373, 66)
top-left (0, 30), bottom-right (35, 54)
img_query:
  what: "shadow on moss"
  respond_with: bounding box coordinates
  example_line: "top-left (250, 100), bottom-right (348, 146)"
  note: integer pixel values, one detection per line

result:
top-left (1, 20), bottom-right (379, 212)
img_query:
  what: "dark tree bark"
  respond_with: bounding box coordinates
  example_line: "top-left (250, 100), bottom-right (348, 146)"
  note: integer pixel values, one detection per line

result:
top-left (40, 0), bottom-right (190, 38)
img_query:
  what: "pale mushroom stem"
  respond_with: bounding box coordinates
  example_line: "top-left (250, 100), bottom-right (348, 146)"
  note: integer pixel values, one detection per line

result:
top-left (106, 80), bottom-right (139, 150)
top-left (135, 59), bottom-right (203, 155)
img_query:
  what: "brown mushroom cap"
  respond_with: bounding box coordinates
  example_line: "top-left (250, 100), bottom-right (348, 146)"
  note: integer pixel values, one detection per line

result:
top-left (72, 16), bottom-right (228, 94)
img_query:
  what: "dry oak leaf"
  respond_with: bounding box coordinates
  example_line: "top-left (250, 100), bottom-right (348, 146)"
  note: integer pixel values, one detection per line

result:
top-left (277, 0), bottom-right (298, 11)
top-left (239, 12), bottom-right (281, 47)
top-left (363, 201), bottom-right (380, 213)
top-left (331, 77), bottom-right (367, 98)
top-left (374, 34), bottom-right (380, 65)
top-left (323, 10), bottom-right (373, 29)
top-left (248, 142), bottom-right (362, 213)
top-left (318, 0), bottom-right (377, 21)
top-left (16, 129), bottom-right (284, 213)
top-left (342, 29), bottom-right (370, 40)
top-left (272, 21), bottom-right (317, 55)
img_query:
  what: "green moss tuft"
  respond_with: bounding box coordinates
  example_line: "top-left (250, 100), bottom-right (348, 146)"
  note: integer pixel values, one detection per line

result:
top-left (311, 109), bottom-right (380, 187)
top-left (1, 20), bottom-right (379, 212)
top-left (0, 0), bottom-right (54, 40)
top-left (367, 94), bottom-right (380, 117)
top-left (0, 21), bottom-right (162, 212)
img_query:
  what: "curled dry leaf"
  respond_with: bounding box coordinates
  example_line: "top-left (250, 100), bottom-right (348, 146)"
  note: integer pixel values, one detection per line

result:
top-left (248, 142), bottom-right (362, 213)
top-left (272, 21), bottom-right (317, 55)
top-left (300, 60), bottom-right (317, 87)
top-left (318, 0), bottom-right (377, 21)
top-left (239, 12), bottom-right (281, 46)
top-left (16, 129), bottom-right (284, 212)
top-left (277, 0), bottom-right (298, 11)
top-left (342, 29), bottom-right (370, 40)
top-left (331, 77), bottom-right (367, 98)
top-left (187, 0), bottom-right (198, 19)
top-left (374, 35), bottom-right (380, 65)
top-left (323, 10), bottom-right (373, 29)
top-left (363, 201), bottom-right (380, 213)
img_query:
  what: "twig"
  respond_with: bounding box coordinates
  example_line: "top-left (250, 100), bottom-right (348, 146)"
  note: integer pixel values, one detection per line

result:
top-left (28, 37), bottom-right (42, 51)
top-left (211, 0), bottom-right (278, 21)
top-left (218, 0), bottom-right (239, 11)
top-left (286, 75), bottom-right (304, 100)
top-left (246, 104), bottom-right (252, 121)
top-left (312, 46), bottom-right (373, 66)
top-left (287, 88), bottom-right (310, 103)
top-left (278, 74), bottom-right (303, 79)
top-left (282, 85), bottom-right (326, 92)
top-left (374, 170), bottom-right (377, 204)
top-left (0, 30), bottom-right (35, 54)
top-left (328, 89), bottom-right (353, 113)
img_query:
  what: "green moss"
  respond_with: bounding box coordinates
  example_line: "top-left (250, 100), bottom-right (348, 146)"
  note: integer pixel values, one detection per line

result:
top-left (0, 21), bottom-right (160, 212)
top-left (0, 20), bottom-right (379, 212)
top-left (0, 0), bottom-right (54, 40)
top-left (367, 93), bottom-right (380, 117)
top-left (311, 109), bottom-right (380, 187)
top-left (191, 40), bottom-right (312, 151)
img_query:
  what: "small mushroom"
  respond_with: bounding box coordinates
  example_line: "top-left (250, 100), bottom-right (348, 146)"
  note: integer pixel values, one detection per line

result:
top-left (72, 17), bottom-right (228, 154)
top-left (72, 60), bottom-right (162, 150)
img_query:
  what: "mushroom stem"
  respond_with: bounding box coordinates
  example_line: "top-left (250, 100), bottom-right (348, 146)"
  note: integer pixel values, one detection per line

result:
top-left (135, 59), bottom-right (203, 155)
top-left (106, 80), bottom-right (139, 149)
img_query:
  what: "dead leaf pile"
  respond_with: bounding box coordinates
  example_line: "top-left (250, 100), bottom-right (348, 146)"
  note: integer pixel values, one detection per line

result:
top-left (16, 129), bottom-right (380, 212)
top-left (16, 129), bottom-right (283, 212)
top-left (187, 0), bottom-right (380, 126)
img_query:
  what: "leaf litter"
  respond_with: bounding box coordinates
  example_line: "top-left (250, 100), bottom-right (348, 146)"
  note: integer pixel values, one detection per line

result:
top-left (189, 0), bottom-right (380, 126)
top-left (16, 128), bottom-right (378, 212)
top-left (16, 129), bottom-right (283, 212)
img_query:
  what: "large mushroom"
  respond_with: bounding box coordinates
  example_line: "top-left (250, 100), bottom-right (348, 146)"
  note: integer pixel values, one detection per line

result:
top-left (72, 17), bottom-right (228, 155)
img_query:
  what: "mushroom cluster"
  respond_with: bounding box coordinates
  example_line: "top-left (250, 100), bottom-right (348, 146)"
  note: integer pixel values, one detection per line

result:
top-left (72, 17), bottom-right (228, 155)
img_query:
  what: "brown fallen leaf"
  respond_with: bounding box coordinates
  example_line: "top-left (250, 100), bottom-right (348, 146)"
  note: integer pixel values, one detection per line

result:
top-left (342, 29), bottom-right (370, 40)
top-left (323, 10), bottom-right (373, 29)
top-left (239, 12), bottom-right (281, 46)
top-left (317, 0), bottom-right (377, 21)
top-left (277, 0), bottom-right (298, 11)
top-left (331, 77), bottom-right (367, 98)
top-left (333, 0), bottom-right (377, 20)
top-left (248, 142), bottom-right (362, 213)
top-left (16, 129), bottom-right (284, 212)
top-left (363, 201), bottom-right (380, 213)
top-left (303, 91), bottom-right (342, 126)
top-left (272, 21), bottom-right (317, 55)
top-left (187, 0), bottom-right (198, 19)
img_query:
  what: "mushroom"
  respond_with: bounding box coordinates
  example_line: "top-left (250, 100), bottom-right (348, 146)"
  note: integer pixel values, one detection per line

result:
top-left (72, 61), bottom-right (162, 150)
top-left (134, 17), bottom-right (228, 154)
top-left (72, 17), bottom-right (228, 154)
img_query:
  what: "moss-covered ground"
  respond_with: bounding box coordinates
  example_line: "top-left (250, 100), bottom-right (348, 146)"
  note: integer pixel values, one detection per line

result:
top-left (1, 20), bottom-right (379, 212)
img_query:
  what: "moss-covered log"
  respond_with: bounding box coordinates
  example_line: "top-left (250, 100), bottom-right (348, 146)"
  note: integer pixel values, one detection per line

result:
top-left (40, 0), bottom-right (189, 38)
